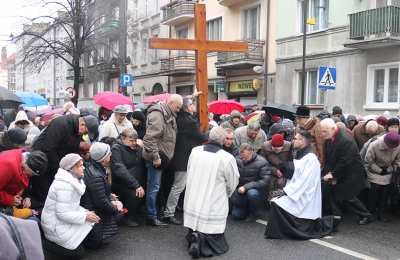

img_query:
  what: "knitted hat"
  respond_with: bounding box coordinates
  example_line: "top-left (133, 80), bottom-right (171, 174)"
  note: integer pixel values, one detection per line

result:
top-left (295, 106), bottom-right (310, 118)
top-left (26, 151), bottom-right (48, 176)
top-left (6, 128), bottom-right (27, 146)
top-left (376, 116), bottom-right (388, 127)
top-left (387, 117), bottom-right (400, 128)
top-left (90, 142), bottom-right (111, 162)
top-left (332, 106), bottom-right (343, 116)
top-left (59, 153), bottom-right (82, 171)
top-left (384, 132), bottom-right (400, 149)
top-left (271, 134), bottom-right (284, 148)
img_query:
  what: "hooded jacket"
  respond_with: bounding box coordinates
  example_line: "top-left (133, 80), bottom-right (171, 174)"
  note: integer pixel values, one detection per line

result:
top-left (41, 168), bottom-right (93, 250)
top-left (9, 111), bottom-right (40, 145)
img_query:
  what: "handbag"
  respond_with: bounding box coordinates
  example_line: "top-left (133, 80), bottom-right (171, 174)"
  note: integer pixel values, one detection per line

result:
top-left (0, 213), bottom-right (27, 260)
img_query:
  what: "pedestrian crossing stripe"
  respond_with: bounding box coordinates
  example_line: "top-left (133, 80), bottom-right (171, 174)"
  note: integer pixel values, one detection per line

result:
top-left (318, 66), bottom-right (336, 90)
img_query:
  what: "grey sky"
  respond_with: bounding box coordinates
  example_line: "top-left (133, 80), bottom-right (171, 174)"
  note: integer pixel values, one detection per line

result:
top-left (0, 0), bottom-right (57, 54)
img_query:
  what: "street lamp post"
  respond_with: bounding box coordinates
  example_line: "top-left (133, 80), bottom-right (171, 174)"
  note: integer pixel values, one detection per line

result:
top-left (301, 0), bottom-right (308, 106)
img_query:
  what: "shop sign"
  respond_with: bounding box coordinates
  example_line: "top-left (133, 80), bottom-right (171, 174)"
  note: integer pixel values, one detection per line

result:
top-left (229, 81), bottom-right (255, 93)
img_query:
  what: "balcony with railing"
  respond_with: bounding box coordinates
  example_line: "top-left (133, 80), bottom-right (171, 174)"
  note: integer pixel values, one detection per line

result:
top-left (215, 40), bottom-right (264, 70)
top-left (66, 67), bottom-right (84, 82)
top-left (98, 20), bottom-right (120, 36)
top-left (217, 0), bottom-right (247, 7)
top-left (345, 6), bottom-right (400, 49)
top-left (161, 1), bottom-right (196, 26)
top-left (159, 55), bottom-right (196, 76)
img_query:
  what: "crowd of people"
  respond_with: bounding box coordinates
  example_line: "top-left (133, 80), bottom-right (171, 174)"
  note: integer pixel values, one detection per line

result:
top-left (1, 95), bottom-right (400, 259)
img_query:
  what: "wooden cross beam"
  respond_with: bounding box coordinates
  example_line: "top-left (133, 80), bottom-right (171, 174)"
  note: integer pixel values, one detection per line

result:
top-left (149, 4), bottom-right (248, 130)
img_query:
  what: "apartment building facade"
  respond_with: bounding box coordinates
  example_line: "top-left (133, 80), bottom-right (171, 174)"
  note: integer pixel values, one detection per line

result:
top-left (274, 0), bottom-right (400, 115)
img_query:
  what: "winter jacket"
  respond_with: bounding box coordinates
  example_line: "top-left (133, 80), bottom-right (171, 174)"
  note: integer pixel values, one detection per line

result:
top-left (220, 120), bottom-right (243, 131)
top-left (41, 168), bottom-right (93, 250)
top-left (0, 215), bottom-right (44, 260)
top-left (261, 141), bottom-right (293, 175)
top-left (31, 115), bottom-right (82, 204)
top-left (352, 120), bottom-right (385, 150)
top-left (0, 149), bottom-right (28, 206)
top-left (323, 128), bottom-right (367, 201)
top-left (365, 136), bottom-right (400, 186)
top-left (223, 145), bottom-right (239, 157)
top-left (234, 126), bottom-right (267, 153)
top-left (236, 154), bottom-right (272, 191)
top-left (98, 113), bottom-right (133, 140)
top-left (9, 111), bottom-right (40, 145)
top-left (81, 160), bottom-right (118, 246)
top-left (170, 111), bottom-right (207, 171)
top-left (143, 102), bottom-right (177, 161)
top-left (111, 142), bottom-right (145, 189)
top-left (304, 117), bottom-right (326, 165)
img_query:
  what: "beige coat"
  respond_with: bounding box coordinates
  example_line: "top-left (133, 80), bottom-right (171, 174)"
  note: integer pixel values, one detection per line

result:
top-left (365, 136), bottom-right (400, 185)
top-left (143, 102), bottom-right (177, 161)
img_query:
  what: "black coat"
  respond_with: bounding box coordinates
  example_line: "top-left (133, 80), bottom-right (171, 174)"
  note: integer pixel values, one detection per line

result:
top-left (323, 128), bottom-right (366, 201)
top-left (81, 160), bottom-right (118, 247)
top-left (31, 115), bottom-right (82, 203)
top-left (236, 154), bottom-right (272, 191)
top-left (170, 111), bottom-right (207, 172)
top-left (111, 142), bottom-right (145, 189)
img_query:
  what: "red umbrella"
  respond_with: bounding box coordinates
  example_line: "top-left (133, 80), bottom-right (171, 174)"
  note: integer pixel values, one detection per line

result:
top-left (93, 92), bottom-right (134, 111)
top-left (142, 93), bottom-right (172, 104)
top-left (208, 100), bottom-right (245, 115)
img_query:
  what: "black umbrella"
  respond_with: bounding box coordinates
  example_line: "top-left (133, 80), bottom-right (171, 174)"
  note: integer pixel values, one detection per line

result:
top-left (0, 86), bottom-right (23, 108)
top-left (262, 103), bottom-right (296, 121)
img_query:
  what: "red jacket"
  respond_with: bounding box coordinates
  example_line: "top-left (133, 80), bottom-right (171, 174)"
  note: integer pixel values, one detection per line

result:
top-left (0, 149), bottom-right (29, 206)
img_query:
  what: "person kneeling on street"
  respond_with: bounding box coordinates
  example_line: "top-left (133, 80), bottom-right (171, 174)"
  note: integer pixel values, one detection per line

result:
top-left (111, 128), bottom-right (146, 227)
top-left (41, 154), bottom-right (100, 259)
top-left (81, 142), bottom-right (124, 249)
top-left (231, 143), bottom-right (272, 221)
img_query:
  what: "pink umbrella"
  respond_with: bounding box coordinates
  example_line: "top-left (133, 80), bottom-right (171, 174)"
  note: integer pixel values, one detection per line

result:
top-left (40, 108), bottom-right (65, 123)
top-left (208, 100), bottom-right (245, 115)
top-left (142, 93), bottom-right (172, 104)
top-left (93, 92), bottom-right (134, 111)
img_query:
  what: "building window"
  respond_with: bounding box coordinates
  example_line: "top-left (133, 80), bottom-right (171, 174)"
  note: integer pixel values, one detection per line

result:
top-left (111, 6), bottom-right (119, 20)
top-left (110, 40), bottom-right (119, 58)
top-left (367, 63), bottom-right (400, 106)
top-left (299, 0), bottom-right (329, 33)
top-left (89, 50), bottom-right (95, 66)
top-left (242, 6), bottom-right (260, 40)
top-left (97, 80), bottom-right (104, 93)
top-left (207, 17), bottom-right (222, 40)
top-left (132, 42), bottom-right (138, 65)
top-left (176, 27), bottom-right (188, 56)
top-left (141, 39), bottom-right (148, 64)
top-left (98, 45), bottom-right (105, 62)
top-left (298, 70), bottom-right (325, 105)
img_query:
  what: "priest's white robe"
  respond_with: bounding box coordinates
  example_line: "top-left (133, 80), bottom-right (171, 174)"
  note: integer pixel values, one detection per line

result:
top-left (272, 152), bottom-right (322, 220)
top-left (184, 146), bottom-right (239, 234)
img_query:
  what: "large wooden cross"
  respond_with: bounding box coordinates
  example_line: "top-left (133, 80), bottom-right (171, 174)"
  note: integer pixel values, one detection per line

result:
top-left (149, 4), bottom-right (248, 130)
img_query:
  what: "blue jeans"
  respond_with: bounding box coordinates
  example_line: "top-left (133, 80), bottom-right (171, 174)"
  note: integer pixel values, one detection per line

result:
top-left (231, 188), bottom-right (263, 220)
top-left (146, 162), bottom-right (162, 219)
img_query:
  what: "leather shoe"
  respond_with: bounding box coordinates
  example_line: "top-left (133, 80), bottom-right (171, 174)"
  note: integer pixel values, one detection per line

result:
top-left (146, 218), bottom-right (169, 227)
top-left (163, 216), bottom-right (183, 225)
top-left (358, 216), bottom-right (373, 225)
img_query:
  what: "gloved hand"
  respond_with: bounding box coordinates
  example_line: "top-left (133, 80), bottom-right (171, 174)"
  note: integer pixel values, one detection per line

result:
top-left (387, 165), bottom-right (394, 173)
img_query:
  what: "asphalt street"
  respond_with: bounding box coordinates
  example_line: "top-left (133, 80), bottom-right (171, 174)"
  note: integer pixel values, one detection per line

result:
top-left (83, 213), bottom-right (400, 260)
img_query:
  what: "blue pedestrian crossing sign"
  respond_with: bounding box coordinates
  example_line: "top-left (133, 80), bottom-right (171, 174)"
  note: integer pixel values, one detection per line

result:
top-left (318, 67), bottom-right (336, 90)
top-left (120, 74), bottom-right (133, 87)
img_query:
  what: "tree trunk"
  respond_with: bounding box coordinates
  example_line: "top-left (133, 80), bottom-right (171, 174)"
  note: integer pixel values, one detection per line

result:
top-left (71, 59), bottom-right (80, 106)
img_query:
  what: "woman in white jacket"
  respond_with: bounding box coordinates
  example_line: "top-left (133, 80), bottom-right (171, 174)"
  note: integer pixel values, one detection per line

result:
top-left (98, 105), bottom-right (133, 140)
top-left (41, 153), bottom-right (100, 258)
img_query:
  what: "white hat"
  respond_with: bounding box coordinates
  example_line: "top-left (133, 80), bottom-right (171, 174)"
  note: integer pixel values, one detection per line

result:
top-left (59, 153), bottom-right (82, 171)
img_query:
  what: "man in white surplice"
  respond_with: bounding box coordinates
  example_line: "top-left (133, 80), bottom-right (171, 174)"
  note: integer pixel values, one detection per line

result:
top-left (265, 130), bottom-right (334, 240)
top-left (184, 127), bottom-right (239, 258)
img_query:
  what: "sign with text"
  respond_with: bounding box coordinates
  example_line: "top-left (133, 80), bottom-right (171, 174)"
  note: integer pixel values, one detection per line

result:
top-left (229, 81), bottom-right (256, 93)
